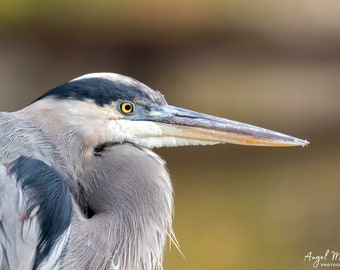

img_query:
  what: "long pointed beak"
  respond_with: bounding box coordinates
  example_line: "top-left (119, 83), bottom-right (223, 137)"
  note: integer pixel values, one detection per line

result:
top-left (148, 105), bottom-right (309, 147)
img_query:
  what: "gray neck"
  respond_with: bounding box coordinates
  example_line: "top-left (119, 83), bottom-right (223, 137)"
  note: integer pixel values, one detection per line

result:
top-left (65, 144), bottom-right (174, 269)
top-left (15, 99), bottom-right (101, 177)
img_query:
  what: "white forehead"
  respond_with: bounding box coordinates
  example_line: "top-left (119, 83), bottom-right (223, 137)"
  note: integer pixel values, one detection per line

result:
top-left (71, 72), bottom-right (138, 85)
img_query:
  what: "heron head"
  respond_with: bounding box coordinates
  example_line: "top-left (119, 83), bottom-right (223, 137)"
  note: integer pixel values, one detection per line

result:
top-left (32, 72), bottom-right (309, 150)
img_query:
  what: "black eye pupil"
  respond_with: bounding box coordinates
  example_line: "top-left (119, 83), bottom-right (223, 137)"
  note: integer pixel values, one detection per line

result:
top-left (120, 102), bottom-right (134, 114)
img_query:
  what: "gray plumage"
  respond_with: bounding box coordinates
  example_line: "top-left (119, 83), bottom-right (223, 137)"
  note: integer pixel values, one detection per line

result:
top-left (0, 72), bottom-right (308, 270)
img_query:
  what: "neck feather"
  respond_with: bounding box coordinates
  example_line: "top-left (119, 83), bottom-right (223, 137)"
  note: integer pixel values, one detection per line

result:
top-left (15, 98), bottom-right (111, 175)
top-left (65, 144), bottom-right (175, 269)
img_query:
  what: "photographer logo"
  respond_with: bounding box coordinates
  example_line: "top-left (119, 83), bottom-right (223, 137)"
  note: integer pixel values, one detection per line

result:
top-left (304, 250), bottom-right (340, 268)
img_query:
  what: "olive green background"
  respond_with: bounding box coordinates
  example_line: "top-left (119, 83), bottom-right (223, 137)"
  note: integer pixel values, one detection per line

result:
top-left (0, 1), bottom-right (339, 269)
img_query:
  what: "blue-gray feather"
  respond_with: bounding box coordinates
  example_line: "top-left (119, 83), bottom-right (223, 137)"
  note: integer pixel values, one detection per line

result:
top-left (9, 156), bottom-right (72, 269)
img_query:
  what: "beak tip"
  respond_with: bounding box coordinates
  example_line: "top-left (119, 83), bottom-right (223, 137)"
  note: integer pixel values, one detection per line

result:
top-left (299, 139), bottom-right (310, 147)
top-left (284, 137), bottom-right (309, 147)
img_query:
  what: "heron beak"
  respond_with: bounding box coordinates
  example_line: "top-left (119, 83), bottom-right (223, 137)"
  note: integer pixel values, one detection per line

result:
top-left (149, 105), bottom-right (309, 147)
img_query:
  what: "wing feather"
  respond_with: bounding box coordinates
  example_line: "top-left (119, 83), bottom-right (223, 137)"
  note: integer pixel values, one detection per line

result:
top-left (0, 162), bottom-right (39, 270)
top-left (0, 157), bottom-right (72, 270)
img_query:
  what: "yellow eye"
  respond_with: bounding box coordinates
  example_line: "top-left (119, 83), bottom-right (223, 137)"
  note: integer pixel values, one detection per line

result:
top-left (120, 102), bottom-right (134, 114)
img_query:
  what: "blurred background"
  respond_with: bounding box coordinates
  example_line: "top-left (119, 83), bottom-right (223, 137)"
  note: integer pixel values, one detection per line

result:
top-left (0, 1), bottom-right (339, 269)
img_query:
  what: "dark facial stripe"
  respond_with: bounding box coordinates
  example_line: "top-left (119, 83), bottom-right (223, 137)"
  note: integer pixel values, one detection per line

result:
top-left (35, 78), bottom-right (166, 107)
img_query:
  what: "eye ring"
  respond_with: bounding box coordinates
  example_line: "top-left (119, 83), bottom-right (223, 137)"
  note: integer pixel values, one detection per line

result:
top-left (119, 102), bottom-right (134, 114)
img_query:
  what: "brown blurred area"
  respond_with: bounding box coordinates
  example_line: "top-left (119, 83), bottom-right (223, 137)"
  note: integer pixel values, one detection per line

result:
top-left (0, 1), bottom-right (339, 269)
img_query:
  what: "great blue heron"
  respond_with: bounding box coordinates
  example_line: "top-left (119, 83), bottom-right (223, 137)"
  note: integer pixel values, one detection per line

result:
top-left (0, 73), bottom-right (308, 270)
